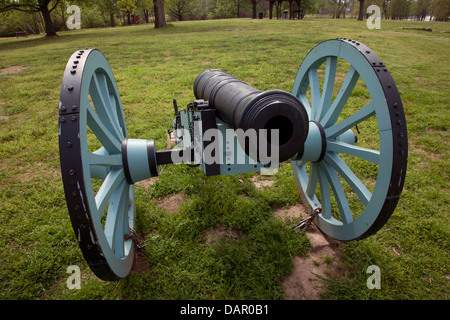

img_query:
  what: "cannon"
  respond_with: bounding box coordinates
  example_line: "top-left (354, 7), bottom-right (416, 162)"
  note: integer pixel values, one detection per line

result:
top-left (59, 39), bottom-right (408, 281)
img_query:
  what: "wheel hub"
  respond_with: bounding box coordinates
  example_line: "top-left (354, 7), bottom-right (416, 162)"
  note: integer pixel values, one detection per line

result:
top-left (298, 121), bottom-right (356, 163)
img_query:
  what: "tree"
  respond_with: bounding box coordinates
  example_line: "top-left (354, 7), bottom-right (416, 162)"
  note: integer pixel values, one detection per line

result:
top-left (118, 0), bottom-right (136, 25)
top-left (207, 0), bottom-right (235, 19)
top-left (166, 0), bottom-right (194, 21)
top-left (0, 9), bottom-right (43, 36)
top-left (389, 0), bottom-right (410, 19)
top-left (97, 0), bottom-right (120, 27)
top-left (413, 0), bottom-right (431, 20)
top-left (357, 0), bottom-right (365, 19)
top-left (332, 0), bottom-right (349, 18)
top-left (250, 0), bottom-right (257, 18)
top-left (300, 0), bottom-right (317, 15)
top-left (233, 0), bottom-right (241, 17)
top-left (432, 0), bottom-right (449, 21)
top-left (136, 0), bottom-right (152, 23)
top-left (0, 0), bottom-right (60, 36)
top-left (382, 0), bottom-right (389, 18)
top-left (153, 0), bottom-right (166, 28)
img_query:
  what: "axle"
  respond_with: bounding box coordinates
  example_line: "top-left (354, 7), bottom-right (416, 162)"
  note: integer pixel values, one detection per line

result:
top-left (121, 70), bottom-right (357, 183)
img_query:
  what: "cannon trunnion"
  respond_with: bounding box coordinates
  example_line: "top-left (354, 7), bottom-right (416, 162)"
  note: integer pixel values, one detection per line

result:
top-left (59, 39), bottom-right (408, 280)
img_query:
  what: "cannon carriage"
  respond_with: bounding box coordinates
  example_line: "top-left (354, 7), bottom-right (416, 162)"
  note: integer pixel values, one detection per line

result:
top-left (59, 39), bottom-right (408, 280)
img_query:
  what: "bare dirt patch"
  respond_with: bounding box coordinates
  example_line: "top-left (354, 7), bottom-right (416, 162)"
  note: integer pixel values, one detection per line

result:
top-left (276, 205), bottom-right (348, 300)
top-left (136, 176), bottom-right (159, 190)
top-left (251, 175), bottom-right (275, 189)
top-left (155, 192), bottom-right (187, 214)
top-left (202, 225), bottom-right (245, 246)
top-left (273, 203), bottom-right (306, 220)
top-left (15, 162), bottom-right (60, 184)
top-left (0, 66), bottom-right (28, 75)
top-left (132, 250), bottom-right (151, 273)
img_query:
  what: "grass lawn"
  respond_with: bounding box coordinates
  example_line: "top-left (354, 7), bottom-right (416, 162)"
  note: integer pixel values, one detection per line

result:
top-left (0, 18), bottom-right (448, 300)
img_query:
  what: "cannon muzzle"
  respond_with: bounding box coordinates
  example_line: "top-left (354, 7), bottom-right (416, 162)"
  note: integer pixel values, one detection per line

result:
top-left (193, 69), bottom-right (308, 162)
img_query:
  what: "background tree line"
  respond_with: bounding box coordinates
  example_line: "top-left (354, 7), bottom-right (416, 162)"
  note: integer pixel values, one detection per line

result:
top-left (0, 0), bottom-right (448, 37)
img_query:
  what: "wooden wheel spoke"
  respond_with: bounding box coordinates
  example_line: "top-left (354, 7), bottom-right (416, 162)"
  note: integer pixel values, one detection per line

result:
top-left (308, 68), bottom-right (321, 120)
top-left (88, 152), bottom-right (122, 166)
top-left (90, 72), bottom-right (124, 142)
top-left (321, 161), bottom-right (353, 224)
top-left (306, 163), bottom-right (319, 198)
top-left (327, 140), bottom-right (380, 164)
top-left (324, 101), bottom-right (375, 138)
top-left (317, 164), bottom-right (332, 219)
top-left (321, 66), bottom-right (360, 127)
top-left (105, 181), bottom-right (129, 257)
top-left (87, 101), bottom-right (122, 153)
top-left (317, 56), bottom-right (337, 121)
top-left (298, 94), bottom-right (312, 119)
top-left (324, 152), bottom-right (372, 206)
top-left (94, 169), bottom-right (125, 220)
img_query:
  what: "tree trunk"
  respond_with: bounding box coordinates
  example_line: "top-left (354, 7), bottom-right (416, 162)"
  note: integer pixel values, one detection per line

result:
top-left (357, 0), bottom-right (365, 20)
top-left (276, 1), bottom-right (281, 19)
top-left (251, 0), bottom-right (257, 19)
top-left (110, 13), bottom-right (116, 27)
top-left (269, 1), bottom-right (274, 19)
top-left (297, 0), bottom-right (302, 19)
top-left (40, 4), bottom-right (57, 36)
top-left (153, 0), bottom-right (166, 28)
top-left (289, 0), bottom-right (293, 19)
top-left (60, 4), bottom-right (68, 31)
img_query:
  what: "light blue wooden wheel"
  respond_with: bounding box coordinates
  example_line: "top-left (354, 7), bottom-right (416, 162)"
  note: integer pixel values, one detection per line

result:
top-left (59, 49), bottom-right (136, 280)
top-left (291, 39), bottom-right (408, 241)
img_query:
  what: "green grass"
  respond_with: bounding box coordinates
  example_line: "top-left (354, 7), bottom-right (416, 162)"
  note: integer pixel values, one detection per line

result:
top-left (0, 18), bottom-right (449, 300)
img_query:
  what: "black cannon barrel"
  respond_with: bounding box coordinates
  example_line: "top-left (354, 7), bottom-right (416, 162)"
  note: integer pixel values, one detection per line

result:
top-left (193, 69), bottom-right (308, 162)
